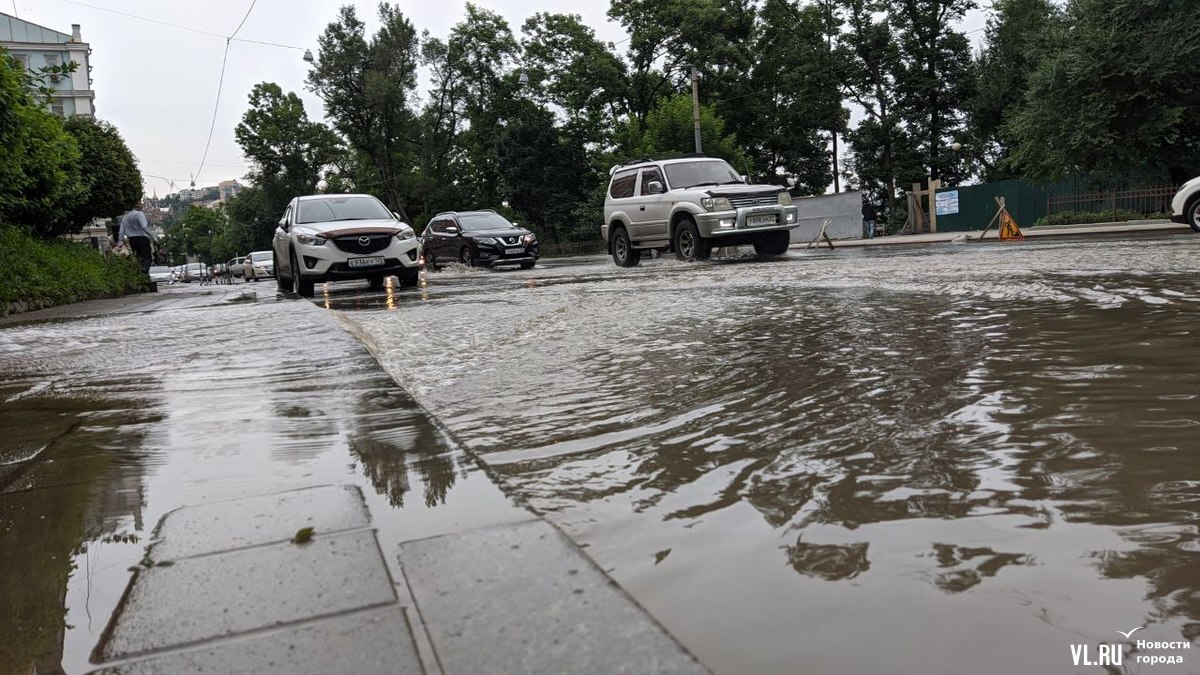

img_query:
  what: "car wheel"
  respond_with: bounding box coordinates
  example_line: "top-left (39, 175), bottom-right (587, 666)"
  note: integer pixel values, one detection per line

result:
top-left (611, 227), bottom-right (640, 268)
top-left (753, 231), bottom-right (791, 257)
top-left (673, 218), bottom-right (707, 262)
top-left (368, 275), bottom-right (385, 289)
top-left (421, 249), bottom-right (436, 271)
top-left (520, 261), bottom-right (535, 270)
top-left (291, 251), bottom-right (315, 297)
top-left (398, 267), bottom-right (419, 288)
top-left (1188, 196), bottom-right (1200, 234)
top-left (460, 246), bottom-right (475, 267)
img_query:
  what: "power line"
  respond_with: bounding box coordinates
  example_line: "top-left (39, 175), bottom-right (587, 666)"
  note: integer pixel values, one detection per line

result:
top-left (54, 0), bottom-right (304, 50)
top-left (195, 0), bottom-right (259, 183)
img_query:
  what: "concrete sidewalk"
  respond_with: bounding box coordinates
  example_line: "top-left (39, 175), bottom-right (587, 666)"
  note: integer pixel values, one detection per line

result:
top-left (0, 283), bottom-right (707, 675)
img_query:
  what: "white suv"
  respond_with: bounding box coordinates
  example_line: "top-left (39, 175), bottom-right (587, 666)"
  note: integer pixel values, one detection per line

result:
top-left (271, 194), bottom-right (420, 297)
top-left (1170, 177), bottom-right (1200, 233)
top-left (601, 157), bottom-right (799, 267)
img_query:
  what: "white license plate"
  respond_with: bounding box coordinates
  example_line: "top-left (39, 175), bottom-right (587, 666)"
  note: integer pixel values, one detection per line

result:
top-left (347, 256), bottom-right (385, 268)
top-left (748, 214), bottom-right (777, 227)
top-left (504, 248), bottom-right (524, 255)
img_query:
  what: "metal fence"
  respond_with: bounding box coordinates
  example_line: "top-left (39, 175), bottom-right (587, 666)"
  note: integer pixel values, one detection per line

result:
top-left (1047, 186), bottom-right (1179, 217)
top-left (539, 240), bottom-right (608, 258)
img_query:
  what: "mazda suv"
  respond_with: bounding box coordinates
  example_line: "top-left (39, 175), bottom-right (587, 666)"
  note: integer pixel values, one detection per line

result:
top-left (271, 194), bottom-right (420, 297)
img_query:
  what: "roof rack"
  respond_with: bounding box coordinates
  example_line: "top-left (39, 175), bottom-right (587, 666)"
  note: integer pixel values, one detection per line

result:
top-left (611, 153), bottom-right (712, 174)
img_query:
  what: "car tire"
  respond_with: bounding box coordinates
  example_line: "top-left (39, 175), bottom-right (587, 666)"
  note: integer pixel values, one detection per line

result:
top-left (1188, 195), bottom-right (1200, 234)
top-left (368, 275), bottom-right (385, 289)
top-left (673, 218), bottom-right (707, 262)
top-left (611, 227), bottom-right (640, 267)
top-left (290, 251), bottom-right (315, 297)
top-left (520, 261), bottom-right (535, 270)
top-left (460, 246), bottom-right (475, 267)
top-left (421, 249), bottom-right (436, 271)
top-left (753, 231), bottom-right (791, 257)
top-left (398, 267), bottom-right (419, 288)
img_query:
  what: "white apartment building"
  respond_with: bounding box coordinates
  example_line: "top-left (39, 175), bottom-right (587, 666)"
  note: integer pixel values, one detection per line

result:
top-left (1, 12), bottom-right (95, 116)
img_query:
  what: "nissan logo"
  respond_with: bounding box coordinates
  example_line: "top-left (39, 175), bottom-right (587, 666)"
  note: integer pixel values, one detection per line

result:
top-left (358, 235), bottom-right (371, 246)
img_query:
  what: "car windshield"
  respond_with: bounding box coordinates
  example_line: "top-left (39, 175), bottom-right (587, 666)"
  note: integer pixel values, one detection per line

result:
top-left (663, 160), bottom-right (743, 189)
top-left (149, 266), bottom-right (168, 273)
top-left (296, 196), bottom-right (392, 224)
top-left (458, 213), bottom-right (514, 232)
top-left (250, 252), bottom-right (272, 262)
top-left (186, 264), bottom-right (203, 271)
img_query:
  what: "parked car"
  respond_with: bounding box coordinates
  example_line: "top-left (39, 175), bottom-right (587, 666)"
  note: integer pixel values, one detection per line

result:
top-left (271, 194), bottom-right (420, 297)
top-left (227, 256), bottom-right (246, 278)
top-left (421, 210), bottom-right (538, 269)
top-left (148, 265), bottom-right (172, 283)
top-left (182, 263), bottom-right (208, 283)
top-left (244, 251), bottom-right (274, 281)
top-left (601, 156), bottom-right (799, 267)
top-left (1170, 177), bottom-right (1200, 233)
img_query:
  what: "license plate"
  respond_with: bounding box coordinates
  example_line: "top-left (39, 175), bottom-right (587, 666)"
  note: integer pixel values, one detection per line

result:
top-left (347, 256), bottom-right (384, 268)
top-left (504, 248), bottom-right (524, 255)
top-left (748, 214), bottom-right (777, 227)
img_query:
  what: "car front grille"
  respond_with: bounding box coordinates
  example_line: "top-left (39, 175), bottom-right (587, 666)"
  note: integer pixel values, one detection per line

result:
top-left (501, 235), bottom-right (522, 246)
top-left (728, 195), bottom-right (778, 208)
top-left (332, 234), bottom-right (392, 254)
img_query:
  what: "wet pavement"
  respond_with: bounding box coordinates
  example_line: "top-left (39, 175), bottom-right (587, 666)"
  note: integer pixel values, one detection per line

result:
top-left (334, 234), bottom-right (1200, 674)
top-left (0, 282), bottom-right (703, 674)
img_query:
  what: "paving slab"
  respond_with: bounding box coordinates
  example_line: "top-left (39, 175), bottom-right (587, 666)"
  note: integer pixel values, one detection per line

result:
top-left (150, 485), bottom-right (370, 560)
top-left (96, 529), bottom-right (396, 661)
top-left (87, 606), bottom-right (421, 675)
top-left (400, 519), bottom-right (710, 675)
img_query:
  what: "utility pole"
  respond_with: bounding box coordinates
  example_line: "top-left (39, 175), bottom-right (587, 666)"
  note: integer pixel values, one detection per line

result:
top-left (687, 64), bottom-right (702, 154)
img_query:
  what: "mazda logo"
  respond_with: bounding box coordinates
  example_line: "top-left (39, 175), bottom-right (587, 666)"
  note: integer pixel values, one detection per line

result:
top-left (358, 235), bottom-right (371, 246)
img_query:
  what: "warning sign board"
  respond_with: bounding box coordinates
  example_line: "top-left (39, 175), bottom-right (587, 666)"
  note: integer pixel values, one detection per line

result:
top-left (999, 210), bottom-right (1024, 241)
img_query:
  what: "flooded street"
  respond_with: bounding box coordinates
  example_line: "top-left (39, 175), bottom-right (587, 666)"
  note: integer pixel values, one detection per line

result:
top-left (339, 235), bottom-right (1200, 674)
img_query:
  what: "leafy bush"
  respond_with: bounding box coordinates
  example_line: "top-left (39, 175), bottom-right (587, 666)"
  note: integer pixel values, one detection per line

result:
top-left (1034, 210), bottom-right (1172, 227)
top-left (0, 227), bottom-right (148, 314)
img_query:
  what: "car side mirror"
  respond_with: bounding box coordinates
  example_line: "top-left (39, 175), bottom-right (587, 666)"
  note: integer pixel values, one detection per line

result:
top-left (446, 226), bottom-right (459, 234)
top-left (392, 212), bottom-right (402, 221)
top-left (646, 181), bottom-right (664, 195)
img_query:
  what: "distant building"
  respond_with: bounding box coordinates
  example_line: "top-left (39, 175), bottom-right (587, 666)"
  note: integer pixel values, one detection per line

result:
top-left (217, 180), bottom-right (244, 201)
top-left (0, 12), bottom-right (95, 116)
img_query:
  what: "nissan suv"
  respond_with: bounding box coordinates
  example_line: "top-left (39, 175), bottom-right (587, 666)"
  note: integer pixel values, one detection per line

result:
top-left (601, 157), bottom-right (799, 267)
top-left (421, 210), bottom-right (539, 269)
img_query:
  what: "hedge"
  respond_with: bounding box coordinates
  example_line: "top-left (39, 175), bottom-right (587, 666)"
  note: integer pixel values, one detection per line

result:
top-left (1034, 210), bottom-right (1172, 227)
top-left (0, 227), bottom-right (148, 315)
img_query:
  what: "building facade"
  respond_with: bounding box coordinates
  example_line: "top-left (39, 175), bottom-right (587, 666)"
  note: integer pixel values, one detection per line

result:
top-left (0, 12), bottom-right (95, 116)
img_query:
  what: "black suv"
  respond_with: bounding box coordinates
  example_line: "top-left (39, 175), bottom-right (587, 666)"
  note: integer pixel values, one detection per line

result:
top-left (421, 210), bottom-right (539, 269)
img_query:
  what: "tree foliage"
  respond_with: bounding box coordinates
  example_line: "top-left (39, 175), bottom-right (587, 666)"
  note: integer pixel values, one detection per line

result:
top-left (57, 116), bottom-right (142, 233)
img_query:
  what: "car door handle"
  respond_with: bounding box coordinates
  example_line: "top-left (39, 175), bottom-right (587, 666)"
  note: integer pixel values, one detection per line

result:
top-left (640, 205), bottom-right (646, 211)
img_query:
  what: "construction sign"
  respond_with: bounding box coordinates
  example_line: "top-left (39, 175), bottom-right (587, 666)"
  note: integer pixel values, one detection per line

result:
top-left (999, 209), bottom-right (1025, 241)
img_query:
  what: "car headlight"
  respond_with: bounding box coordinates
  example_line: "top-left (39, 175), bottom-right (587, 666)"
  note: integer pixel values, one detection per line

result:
top-left (296, 233), bottom-right (326, 246)
top-left (395, 228), bottom-right (415, 241)
top-left (475, 237), bottom-right (497, 244)
top-left (701, 197), bottom-right (733, 211)
top-left (522, 233), bottom-right (536, 245)
top-left (778, 192), bottom-right (793, 206)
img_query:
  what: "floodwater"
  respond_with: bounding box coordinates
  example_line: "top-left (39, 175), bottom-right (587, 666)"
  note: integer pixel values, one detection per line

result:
top-left (339, 235), bottom-right (1200, 674)
top-left (0, 286), bottom-right (518, 674)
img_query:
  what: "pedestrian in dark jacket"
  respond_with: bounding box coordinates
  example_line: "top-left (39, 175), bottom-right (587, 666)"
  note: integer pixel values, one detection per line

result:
top-left (862, 198), bottom-right (878, 239)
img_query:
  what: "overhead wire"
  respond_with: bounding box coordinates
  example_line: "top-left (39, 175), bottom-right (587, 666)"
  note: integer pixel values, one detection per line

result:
top-left (195, 0), bottom-right (259, 184)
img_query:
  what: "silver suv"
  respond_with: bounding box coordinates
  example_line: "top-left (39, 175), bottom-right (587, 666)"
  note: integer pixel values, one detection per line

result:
top-left (601, 157), bottom-right (799, 267)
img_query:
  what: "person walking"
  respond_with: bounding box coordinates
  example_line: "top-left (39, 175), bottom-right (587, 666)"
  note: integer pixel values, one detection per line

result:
top-left (862, 197), bottom-right (878, 240)
top-left (116, 203), bottom-right (157, 275)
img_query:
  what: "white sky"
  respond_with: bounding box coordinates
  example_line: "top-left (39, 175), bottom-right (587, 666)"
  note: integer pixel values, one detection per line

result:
top-left (14, 0), bottom-right (986, 197)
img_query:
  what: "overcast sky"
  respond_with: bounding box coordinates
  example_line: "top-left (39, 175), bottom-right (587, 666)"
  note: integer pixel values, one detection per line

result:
top-left (15, 0), bottom-right (986, 197)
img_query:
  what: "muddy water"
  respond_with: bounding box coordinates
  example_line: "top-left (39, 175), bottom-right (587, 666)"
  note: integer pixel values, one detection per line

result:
top-left (0, 286), bottom-right (512, 674)
top-left (345, 236), bottom-right (1200, 674)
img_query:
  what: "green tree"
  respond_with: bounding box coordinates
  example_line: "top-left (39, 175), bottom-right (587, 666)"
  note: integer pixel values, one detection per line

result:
top-left (0, 49), bottom-right (83, 235)
top-left (1007, 0), bottom-right (1200, 183)
top-left (56, 116), bottom-right (142, 233)
top-left (223, 186), bottom-right (275, 254)
top-left (307, 4), bottom-right (421, 217)
top-left (968, 0), bottom-right (1063, 180)
top-left (162, 205), bottom-right (229, 263)
top-left (629, 94), bottom-right (749, 171)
